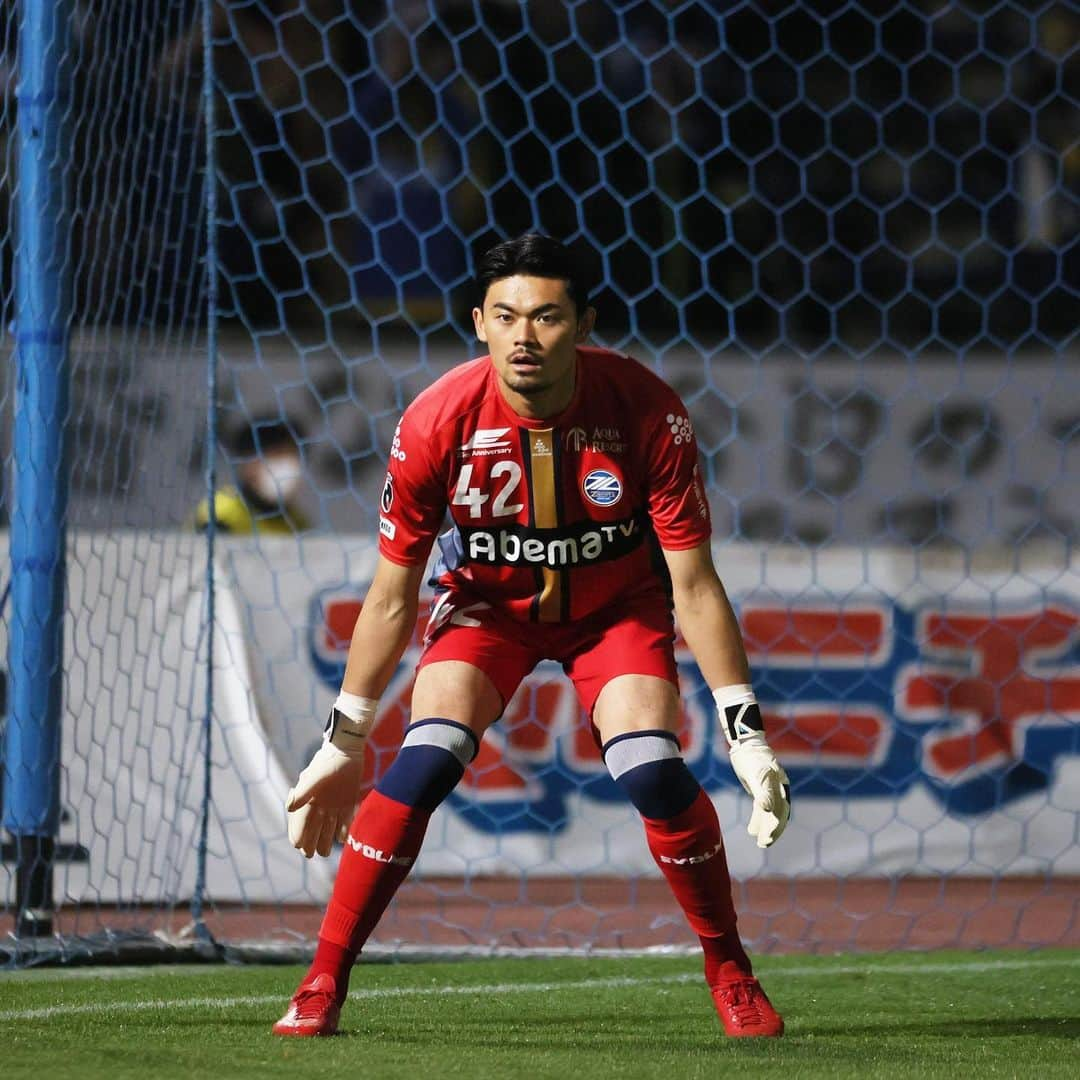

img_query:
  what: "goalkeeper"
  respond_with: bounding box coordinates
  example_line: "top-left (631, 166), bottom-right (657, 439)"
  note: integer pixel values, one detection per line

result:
top-left (273, 235), bottom-right (790, 1039)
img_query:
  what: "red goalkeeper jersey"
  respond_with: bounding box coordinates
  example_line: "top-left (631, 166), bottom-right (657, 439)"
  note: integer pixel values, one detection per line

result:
top-left (378, 346), bottom-right (711, 623)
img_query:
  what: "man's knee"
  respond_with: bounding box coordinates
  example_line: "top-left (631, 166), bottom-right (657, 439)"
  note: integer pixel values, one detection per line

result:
top-left (602, 729), bottom-right (701, 819)
top-left (376, 719), bottom-right (479, 811)
top-left (410, 660), bottom-right (503, 738)
top-left (592, 674), bottom-right (680, 746)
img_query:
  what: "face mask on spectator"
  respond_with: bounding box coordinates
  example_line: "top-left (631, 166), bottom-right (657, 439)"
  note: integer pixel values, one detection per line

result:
top-left (248, 453), bottom-right (302, 504)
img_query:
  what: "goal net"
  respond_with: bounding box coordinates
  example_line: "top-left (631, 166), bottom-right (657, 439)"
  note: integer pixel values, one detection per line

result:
top-left (1, 0), bottom-right (1077, 965)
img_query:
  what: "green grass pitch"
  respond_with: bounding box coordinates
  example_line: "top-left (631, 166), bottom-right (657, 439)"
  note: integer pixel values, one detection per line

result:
top-left (1, 950), bottom-right (1077, 1078)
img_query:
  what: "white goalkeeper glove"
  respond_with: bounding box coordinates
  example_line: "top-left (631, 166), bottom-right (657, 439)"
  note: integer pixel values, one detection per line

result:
top-left (714, 684), bottom-right (790, 849)
top-left (286, 692), bottom-right (377, 859)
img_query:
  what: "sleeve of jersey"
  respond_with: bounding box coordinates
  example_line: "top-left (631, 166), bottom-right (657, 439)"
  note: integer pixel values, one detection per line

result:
top-left (378, 408), bottom-right (447, 566)
top-left (644, 394), bottom-right (713, 550)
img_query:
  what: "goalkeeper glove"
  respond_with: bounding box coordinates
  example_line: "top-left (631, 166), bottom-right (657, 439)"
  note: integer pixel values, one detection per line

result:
top-left (286, 692), bottom-right (377, 859)
top-left (714, 684), bottom-right (790, 849)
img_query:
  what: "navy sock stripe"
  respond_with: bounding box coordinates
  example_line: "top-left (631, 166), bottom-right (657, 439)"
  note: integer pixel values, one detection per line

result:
top-left (617, 757), bottom-right (702, 819)
top-left (375, 719), bottom-right (476, 811)
top-left (602, 730), bottom-right (701, 820)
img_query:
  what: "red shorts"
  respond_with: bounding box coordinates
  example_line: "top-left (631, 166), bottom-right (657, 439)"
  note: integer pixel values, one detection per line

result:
top-left (417, 590), bottom-right (678, 718)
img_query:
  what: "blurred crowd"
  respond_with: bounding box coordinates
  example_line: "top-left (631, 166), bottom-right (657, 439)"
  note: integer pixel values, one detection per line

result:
top-left (0, 0), bottom-right (1074, 349)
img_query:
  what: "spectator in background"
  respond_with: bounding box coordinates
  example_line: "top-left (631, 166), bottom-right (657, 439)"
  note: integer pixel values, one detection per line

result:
top-left (193, 416), bottom-right (310, 535)
top-left (1019, 4), bottom-right (1079, 247)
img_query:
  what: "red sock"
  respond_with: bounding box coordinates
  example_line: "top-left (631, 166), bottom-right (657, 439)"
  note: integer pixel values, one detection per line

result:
top-left (642, 787), bottom-right (753, 984)
top-left (305, 790), bottom-right (431, 1000)
top-left (699, 930), bottom-right (753, 985)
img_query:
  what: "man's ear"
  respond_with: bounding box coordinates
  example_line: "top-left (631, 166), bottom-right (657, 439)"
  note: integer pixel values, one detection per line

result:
top-left (576, 306), bottom-right (597, 342)
top-left (472, 306), bottom-right (488, 342)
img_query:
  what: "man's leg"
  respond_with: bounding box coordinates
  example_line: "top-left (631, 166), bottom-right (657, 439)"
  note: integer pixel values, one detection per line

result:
top-left (593, 674), bottom-right (783, 1037)
top-left (273, 660), bottom-right (502, 1036)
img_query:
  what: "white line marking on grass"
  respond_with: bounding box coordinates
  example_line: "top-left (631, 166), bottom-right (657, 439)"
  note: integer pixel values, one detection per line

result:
top-left (0, 994), bottom-right (287, 1023)
top-left (0, 965), bottom-right (233, 984)
top-left (1, 954), bottom-right (1076, 1024)
top-left (0, 976), bottom-right (699, 1023)
top-left (772, 955), bottom-right (1080, 979)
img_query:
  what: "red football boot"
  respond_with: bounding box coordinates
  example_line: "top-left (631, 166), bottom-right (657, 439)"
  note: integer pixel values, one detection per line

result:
top-left (710, 977), bottom-right (784, 1037)
top-left (271, 973), bottom-right (342, 1037)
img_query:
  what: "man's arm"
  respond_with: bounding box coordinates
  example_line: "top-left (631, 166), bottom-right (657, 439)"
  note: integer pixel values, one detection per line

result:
top-left (341, 556), bottom-right (428, 698)
top-left (663, 541), bottom-right (791, 849)
top-left (663, 541), bottom-right (751, 689)
top-left (286, 555), bottom-right (427, 858)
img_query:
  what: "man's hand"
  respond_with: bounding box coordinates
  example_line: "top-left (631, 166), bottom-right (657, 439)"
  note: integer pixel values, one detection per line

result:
top-left (286, 742), bottom-right (366, 858)
top-left (714, 684), bottom-right (791, 849)
top-left (286, 696), bottom-right (377, 857)
top-left (728, 736), bottom-right (790, 849)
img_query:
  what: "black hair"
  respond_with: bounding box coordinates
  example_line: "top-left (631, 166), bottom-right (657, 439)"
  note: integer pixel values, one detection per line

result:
top-left (225, 415), bottom-right (305, 459)
top-left (475, 234), bottom-right (592, 313)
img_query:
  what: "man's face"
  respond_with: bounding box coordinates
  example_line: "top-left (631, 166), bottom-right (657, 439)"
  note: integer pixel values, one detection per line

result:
top-left (473, 274), bottom-right (595, 418)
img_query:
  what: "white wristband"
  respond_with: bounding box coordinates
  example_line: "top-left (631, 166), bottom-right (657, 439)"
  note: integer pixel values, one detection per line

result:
top-left (334, 691), bottom-right (379, 730)
top-left (324, 692), bottom-right (379, 758)
top-left (712, 683), bottom-right (765, 746)
top-left (712, 683), bottom-right (755, 712)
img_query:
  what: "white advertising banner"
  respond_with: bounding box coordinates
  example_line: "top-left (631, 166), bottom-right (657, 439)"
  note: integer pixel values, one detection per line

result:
top-left (4, 534), bottom-right (1079, 905)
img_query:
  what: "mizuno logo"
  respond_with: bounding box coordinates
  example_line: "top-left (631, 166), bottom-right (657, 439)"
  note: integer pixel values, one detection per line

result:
top-left (461, 427), bottom-right (512, 455)
top-left (658, 841), bottom-right (723, 866)
top-left (347, 836), bottom-right (414, 866)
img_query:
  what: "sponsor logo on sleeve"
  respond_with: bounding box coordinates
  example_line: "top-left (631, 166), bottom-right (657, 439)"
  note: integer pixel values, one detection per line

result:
top-left (692, 463), bottom-right (709, 518)
top-left (582, 468), bottom-right (623, 506)
top-left (390, 422), bottom-right (406, 461)
top-left (379, 517), bottom-right (396, 540)
top-left (461, 427), bottom-right (512, 456)
top-left (667, 413), bottom-right (694, 445)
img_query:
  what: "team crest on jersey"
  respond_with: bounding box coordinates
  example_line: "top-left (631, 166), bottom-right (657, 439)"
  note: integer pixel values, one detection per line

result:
top-left (381, 474), bottom-right (394, 513)
top-left (582, 468), bottom-right (622, 506)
